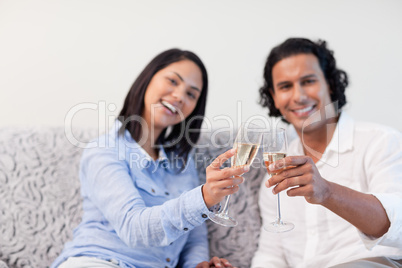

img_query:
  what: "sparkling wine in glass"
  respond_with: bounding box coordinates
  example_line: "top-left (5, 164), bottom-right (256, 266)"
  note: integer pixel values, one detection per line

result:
top-left (262, 128), bottom-right (294, 233)
top-left (208, 122), bottom-right (262, 227)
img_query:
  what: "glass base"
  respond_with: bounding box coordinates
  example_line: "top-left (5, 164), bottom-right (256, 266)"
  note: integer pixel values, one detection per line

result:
top-left (208, 212), bottom-right (238, 227)
top-left (264, 220), bottom-right (294, 233)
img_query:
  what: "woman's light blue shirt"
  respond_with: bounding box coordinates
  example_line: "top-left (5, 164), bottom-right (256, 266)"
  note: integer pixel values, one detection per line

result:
top-left (52, 121), bottom-right (211, 268)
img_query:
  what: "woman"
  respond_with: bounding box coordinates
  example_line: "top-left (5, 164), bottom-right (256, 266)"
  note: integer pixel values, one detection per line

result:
top-left (52, 49), bottom-right (246, 268)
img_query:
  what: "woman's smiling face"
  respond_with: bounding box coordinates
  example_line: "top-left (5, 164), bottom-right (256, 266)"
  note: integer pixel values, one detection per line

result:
top-left (271, 53), bottom-right (335, 133)
top-left (142, 59), bottom-right (203, 133)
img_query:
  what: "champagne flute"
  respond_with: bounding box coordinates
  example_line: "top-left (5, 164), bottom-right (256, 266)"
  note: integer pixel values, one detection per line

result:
top-left (208, 122), bottom-right (262, 227)
top-left (262, 128), bottom-right (294, 232)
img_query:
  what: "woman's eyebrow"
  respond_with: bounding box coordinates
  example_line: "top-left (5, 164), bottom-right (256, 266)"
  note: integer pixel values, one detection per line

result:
top-left (173, 72), bottom-right (200, 92)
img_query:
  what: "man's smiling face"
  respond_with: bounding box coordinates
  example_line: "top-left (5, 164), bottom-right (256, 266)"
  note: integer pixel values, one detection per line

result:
top-left (271, 53), bottom-right (334, 133)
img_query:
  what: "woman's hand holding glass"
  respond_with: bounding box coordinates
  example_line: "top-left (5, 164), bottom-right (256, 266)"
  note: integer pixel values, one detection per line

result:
top-left (207, 123), bottom-right (262, 227)
top-left (202, 148), bottom-right (248, 209)
top-left (196, 256), bottom-right (237, 268)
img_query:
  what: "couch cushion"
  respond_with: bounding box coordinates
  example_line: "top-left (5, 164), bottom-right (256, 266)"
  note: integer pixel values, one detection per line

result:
top-left (0, 127), bottom-right (95, 267)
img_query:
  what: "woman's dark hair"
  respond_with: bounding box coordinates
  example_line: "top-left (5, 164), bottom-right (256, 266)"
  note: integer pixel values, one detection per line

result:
top-left (259, 38), bottom-right (348, 119)
top-left (119, 48), bottom-right (208, 161)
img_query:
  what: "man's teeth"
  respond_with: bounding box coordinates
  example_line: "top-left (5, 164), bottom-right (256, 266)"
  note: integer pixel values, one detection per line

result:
top-left (161, 101), bottom-right (177, 113)
top-left (295, 106), bottom-right (314, 113)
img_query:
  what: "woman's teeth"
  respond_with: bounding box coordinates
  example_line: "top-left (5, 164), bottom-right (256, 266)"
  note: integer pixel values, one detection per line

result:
top-left (161, 101), bottom-right (177, 114)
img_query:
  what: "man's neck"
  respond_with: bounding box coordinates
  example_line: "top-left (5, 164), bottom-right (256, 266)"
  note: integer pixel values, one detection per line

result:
top-left (295, 116), bottom-right (339, 163)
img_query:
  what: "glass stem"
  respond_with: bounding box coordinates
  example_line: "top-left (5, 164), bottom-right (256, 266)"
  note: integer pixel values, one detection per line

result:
top-left (219, 194), bottom-right (232, 216)
top-left (276, 192), bottom-right (282, 224)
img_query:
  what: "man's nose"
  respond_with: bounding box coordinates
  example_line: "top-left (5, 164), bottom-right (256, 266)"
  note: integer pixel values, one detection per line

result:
top-left (293, 83), bottom-right (307, 102)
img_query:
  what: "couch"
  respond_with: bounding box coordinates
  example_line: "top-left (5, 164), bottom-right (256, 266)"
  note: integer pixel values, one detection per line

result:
top-left (0, 127), bottom-right (265, 268)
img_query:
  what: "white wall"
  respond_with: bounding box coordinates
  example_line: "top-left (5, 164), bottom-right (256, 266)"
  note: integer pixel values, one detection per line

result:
top-left (1, 0), bottom-right (402, 132)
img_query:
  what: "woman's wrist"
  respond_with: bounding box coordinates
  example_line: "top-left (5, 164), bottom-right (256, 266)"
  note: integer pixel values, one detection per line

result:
top-left (201, 184), bottom-right (215, 209)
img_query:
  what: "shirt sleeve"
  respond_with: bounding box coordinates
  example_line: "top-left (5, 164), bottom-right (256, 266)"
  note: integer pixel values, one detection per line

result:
top-left (79, 143), bottom-right (211, 248)
top-left (360, 129), bottom-right (402, 249)
top-left (251, 175), bottom-right (287, 268)
top-left (177, 223), bottom-right (209, 268)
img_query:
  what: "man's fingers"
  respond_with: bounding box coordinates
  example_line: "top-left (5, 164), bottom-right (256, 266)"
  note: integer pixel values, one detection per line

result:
top-left (268, 155), bottom-right (309, 172)
top-left (267, 166), bottom-right (304, 187)
top-left (286, 185), bottom-right (306, 197)
top-left (272, 176), bottom-right (302, 194)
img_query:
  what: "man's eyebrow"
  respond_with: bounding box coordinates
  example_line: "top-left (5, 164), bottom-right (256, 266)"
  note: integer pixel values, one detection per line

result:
top-left (173, 72), bottom-right (201, 92)
top-left (300, 74), bottom-right (317, 80)
top-left (276, 81), bottom-right (290, 87)
top-left (276, 74), bottom-right (318, 87)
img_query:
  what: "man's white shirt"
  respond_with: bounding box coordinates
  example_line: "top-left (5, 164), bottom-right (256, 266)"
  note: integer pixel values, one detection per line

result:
top-left (252, 113), bottom-right (402, 268)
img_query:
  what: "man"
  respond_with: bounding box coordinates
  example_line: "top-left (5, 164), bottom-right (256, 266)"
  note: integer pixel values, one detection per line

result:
top-left (252, 38), bottom-right (402, 267)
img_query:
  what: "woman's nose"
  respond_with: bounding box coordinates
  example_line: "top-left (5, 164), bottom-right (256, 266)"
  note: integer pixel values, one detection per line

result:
top-left (171, 86), bottom-right (185, 103)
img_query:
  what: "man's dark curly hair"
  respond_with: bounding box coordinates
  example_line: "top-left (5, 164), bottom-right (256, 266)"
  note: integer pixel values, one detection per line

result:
top-left (259, 38), bottom-right (349, 119)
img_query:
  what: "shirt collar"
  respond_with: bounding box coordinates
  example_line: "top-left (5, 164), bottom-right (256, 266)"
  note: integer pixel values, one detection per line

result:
top-left (110, 120), bottom-right (169, 167)
top-left (287, 112), bottom-right (355, 159)
top-left (326, 112), bottom-right (354, 154)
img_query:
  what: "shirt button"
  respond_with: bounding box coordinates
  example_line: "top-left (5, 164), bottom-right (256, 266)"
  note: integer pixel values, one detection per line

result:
top-left (151, 188), bottom-right (155, 193)
top-left (183, 228), bottom-right (188, 231)
top-left (165, 192), bottom-right (169, 196)
top-left (166, 258), bottom-right (171, 262)
top-left (202, 214), bottom-right (208, 218)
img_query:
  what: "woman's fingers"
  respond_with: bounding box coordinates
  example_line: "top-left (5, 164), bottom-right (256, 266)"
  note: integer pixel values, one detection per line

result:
top-left (210, 256), bottom-right (233, 268)
top-left (217, 165), bottom-right (249, 180)
top-left (209, 257), bottom-right (235, 268)
top-left (208, 149), bottom-right (236, 170)
top-left (203, 149), bottom-right (249, 208)
top-left (195, 261), bottom-right (210, 268)
top-left (216, 176), bottom-right (244, 188)
top-left (219, 258), bottom-right (233, 267)
top-left (209, 256), bottom-right (221, 267)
